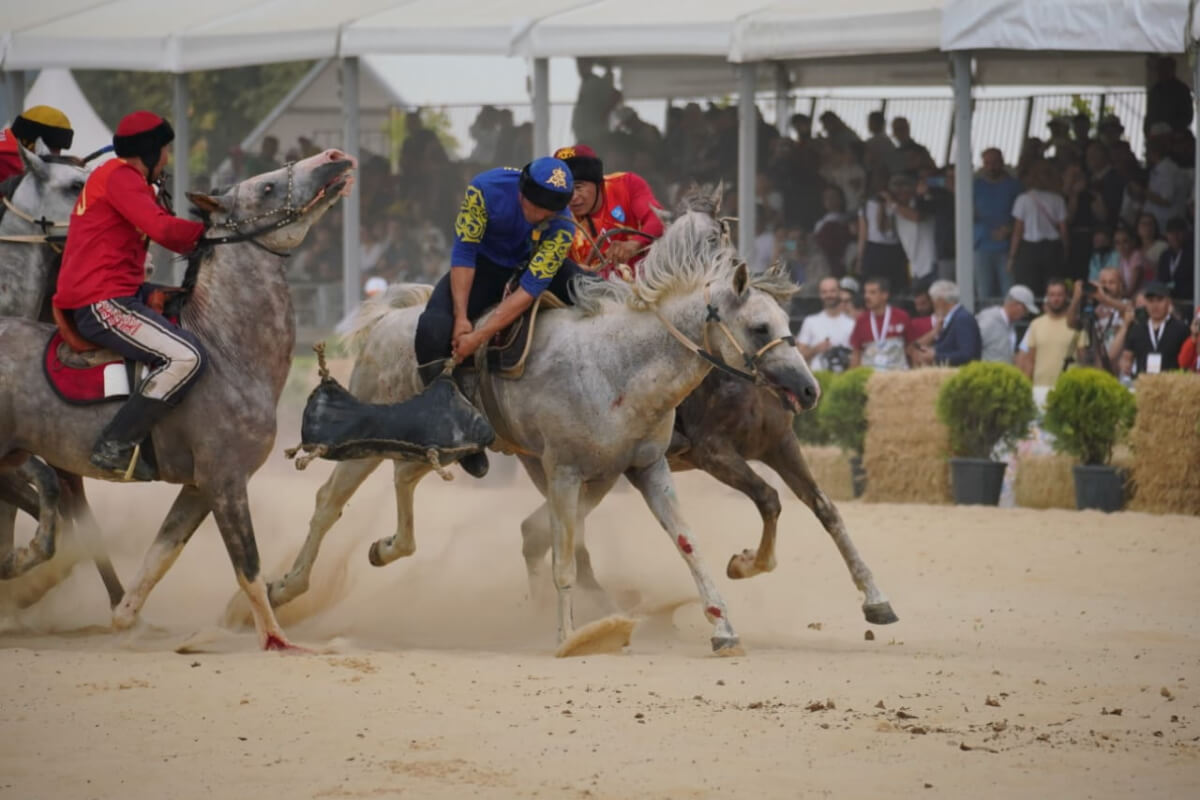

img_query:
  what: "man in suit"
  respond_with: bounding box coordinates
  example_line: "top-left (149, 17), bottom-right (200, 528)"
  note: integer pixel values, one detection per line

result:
top-left (930, 279), bottom-right (982, 366)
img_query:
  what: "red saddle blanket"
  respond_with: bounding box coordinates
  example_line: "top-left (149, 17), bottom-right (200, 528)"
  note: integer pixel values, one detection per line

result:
top-left (43, 331), bottom-right (130, 405)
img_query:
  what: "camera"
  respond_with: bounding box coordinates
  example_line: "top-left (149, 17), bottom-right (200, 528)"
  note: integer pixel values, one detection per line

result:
top-left (1134, 307), bottom-right (1149, 326)
top-left (825, 345), bottom-right (852, 373)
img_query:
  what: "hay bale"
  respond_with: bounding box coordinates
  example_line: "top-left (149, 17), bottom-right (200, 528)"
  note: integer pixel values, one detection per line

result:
top-left (862, 368), bottom-right (955, 504)
top-left (1013, 454), bottom-right (1076, 509)
top-left (799, 446), bottom-right (853, 502)
top-left (1128, 373), bottom-right (1200, 515)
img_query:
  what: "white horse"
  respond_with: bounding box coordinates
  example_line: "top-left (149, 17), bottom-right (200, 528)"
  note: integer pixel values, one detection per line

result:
top-left (265, 191), bottom-right (820, 653)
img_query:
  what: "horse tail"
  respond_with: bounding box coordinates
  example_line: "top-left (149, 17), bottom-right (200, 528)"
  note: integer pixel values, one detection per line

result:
top-left (338, 282), bottom-right (433, 356)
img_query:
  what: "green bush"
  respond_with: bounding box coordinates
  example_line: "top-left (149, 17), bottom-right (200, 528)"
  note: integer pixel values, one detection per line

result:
top-left (1043, 367), bottom-right (1136, 465)
top-left (818, 367), bottom-right (873, 456)
top-left (936, 361), bottom-right (1037, 459)
top-left (792, 369), bottom-right (835, 445)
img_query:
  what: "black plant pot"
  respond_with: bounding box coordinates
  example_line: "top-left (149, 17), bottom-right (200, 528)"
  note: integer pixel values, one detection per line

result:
top-left (949, 457), bottom-right (1007, 506)
top-left (1072, 465), bottom-right (1124, 512)
top-left (849, 455), bottom-right (867, 498)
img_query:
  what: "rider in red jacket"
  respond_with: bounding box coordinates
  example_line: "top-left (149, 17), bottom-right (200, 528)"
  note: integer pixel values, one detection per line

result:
top-left (552, 144), bottom-right (664, 279)
top-left (0, 105), bottom-right (75, 184)
top-left (55, 111), bottom-right (207, 481)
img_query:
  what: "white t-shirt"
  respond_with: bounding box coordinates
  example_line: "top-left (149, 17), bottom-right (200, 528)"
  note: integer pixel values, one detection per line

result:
top-left (1147, 158), bottom-right (1185, 231)
top-left (798, 311), bottom-right (856, 371)
top-left (1012, 190), bottom-right (1066, 242)
top-left (895, 206), bottom-right (938, 280)
top-left (860, 198), bottom-right (900, 245)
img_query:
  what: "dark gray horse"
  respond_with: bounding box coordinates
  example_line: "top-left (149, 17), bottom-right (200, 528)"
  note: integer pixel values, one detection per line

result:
top-left (0, 150), bottom-right (355, 647)
top-left (0, 147), bottom-right (123, 607)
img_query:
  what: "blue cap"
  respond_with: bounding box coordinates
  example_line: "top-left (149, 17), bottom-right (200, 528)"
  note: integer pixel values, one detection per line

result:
top-left (519, 156), bottom-right (573, 211)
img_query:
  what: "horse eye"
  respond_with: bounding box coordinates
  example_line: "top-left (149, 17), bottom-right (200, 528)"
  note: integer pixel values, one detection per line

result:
top-left (263, 185), bottom-right (273, 195)
top-left (751, 324), bottom-right (770, 336)
top-left (70, 180), bottom-right (85, 192)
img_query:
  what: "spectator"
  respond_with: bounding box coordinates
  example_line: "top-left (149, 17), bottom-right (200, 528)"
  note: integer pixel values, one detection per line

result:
top-left (856, 174), bottom-right (907, 291)
top-left (1145, 137), bottom-right (1186, 232)
top-left (977, 284), bottom-right (1039, 363)
top-left (929, 279), bottom-right (982, 366)
top-left (1120, 281), bottom-right (1190, 377)
top-left (838, 276), bottom-right (861, 318)
top-left (1063, 161), bottom-right (1103, 279)
top-left (797, 277), bottom-right (856, 372)
top-left (1071, 112), bottom-right (1094, 150)
top-left (907, 275), bottom-right (937, 340)
top-left (1118, 168), bottom-right (1148, 230)
top-left (1070, 267), bottom-right (1130, 372)
top-left (888, 116), bottom-right (934, 177)
top-left (1085, 141), bottom-right (1125, 230)
top-left (1087, 228), bottom-right (1120, 280)
top-left (849, 276), bottom-right (914, 371)
top-left (572, 58), bottom-right (616, 146)
top-left (863, 110), bottom-right (895, 175)
top-left (243, 136), bottom-right (280, 177)
top-left (1157, 217), bottom-right (1194, 302)
top-left (1045, 116), bottom-right (1074, 160)
top-left (1097, 114), bottom-right (1125, 150)
top-left (1112, 227), bottom-right (1151, 296)
top-left (812, 185), bottom-right (853, 278)
top-left (974, 147), bottom-right (1023, 301)
top-left (1016, 279), bottom-right (1083, 387)
top-left (1136, 213), bottom-right (1168, 268)
top-left (921, 166), bottom-right (956, 279)
top-left (1009, 160), bottom-right (1068, 296)
top-left (819, 140), bottom-right (866, 213)
top-left (1145, 57), bottom-right (1193, 136)
top-left (889, 173), bottom-right (937, 290)
top-left (1177, 311), bottom-right (1200, 372)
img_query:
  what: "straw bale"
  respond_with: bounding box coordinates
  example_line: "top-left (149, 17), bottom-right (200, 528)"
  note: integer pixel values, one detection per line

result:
top-left (1013, 454), bottom-right (1075, 509)
top-left (1128, 373), bottom-right (1200, 515)
top-left (862, 368), bottom-right (955, 504)
top-left (799, 446), bottom-right (853, 502)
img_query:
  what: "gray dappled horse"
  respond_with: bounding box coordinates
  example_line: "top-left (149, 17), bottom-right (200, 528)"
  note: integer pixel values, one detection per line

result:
top-left (261, 188), bottom-right (822, 654)
top-left (0, 150), bottom-right (355, 648)
top-left (0, 147), bottom-right (124, 607)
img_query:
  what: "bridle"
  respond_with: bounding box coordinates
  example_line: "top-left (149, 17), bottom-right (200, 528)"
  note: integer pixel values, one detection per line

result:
top-left (201, 162), bottom-right (332, 257)
top-left (0, 196), bottom-right (68, 251)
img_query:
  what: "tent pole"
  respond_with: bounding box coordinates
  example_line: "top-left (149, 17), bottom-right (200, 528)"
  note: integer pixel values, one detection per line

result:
top-left (774, 63), bottom-right (790, 135)
top-left (172, 73), bottom-right (190, 286)
top-left (1193, 52), bottom-right (1199, 314)
top-left (341, 56), bottom-right (362, 320)
top-left (951, 52), bottom-right (975, 312)
top-left (9, 71), bottom-right (26, 112)
top-left (737, 63), bottom-right (757, 262)
top-left (532, 57), bottom-right (549, 159)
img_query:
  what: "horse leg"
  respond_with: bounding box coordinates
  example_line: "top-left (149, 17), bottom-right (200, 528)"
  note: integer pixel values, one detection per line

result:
top-left (112, 485), bottom-right (210, 631)
top-left (367, 461), bottom-right (431, 567)
top-left (521, 477), bottom-right (618, 610)
top-left (625, 457), bottom-right (742, 654)
top-left (0, 459), bottom-right (61, 579)
top-left (269, 456), bottom-right (383, 607)
top-left (546, 465), bottom-right (583, 645)
top-left (206, 481), bottom-right (294, 650)
top-left (59, 473), bottom-right (124, 608)
top-left (764, 437), bottom-right (898, 625)
top-left (681, 444), bottom-right (781, 580)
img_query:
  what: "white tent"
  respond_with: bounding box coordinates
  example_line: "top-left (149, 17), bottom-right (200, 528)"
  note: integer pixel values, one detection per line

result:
top-left (22, 68), bottom-right (113, 161)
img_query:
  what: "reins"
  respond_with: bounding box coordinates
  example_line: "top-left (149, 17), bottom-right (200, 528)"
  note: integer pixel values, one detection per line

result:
top-left (0, 196), bottom-right (69, 251)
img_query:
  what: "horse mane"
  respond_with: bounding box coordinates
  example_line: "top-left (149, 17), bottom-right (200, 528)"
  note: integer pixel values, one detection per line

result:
top-left (339, 282), bottom-right (433, 355)
top-left (570, 183), bottom-right (734, 316)
top-left (750, 261), bottom-right (799, 303)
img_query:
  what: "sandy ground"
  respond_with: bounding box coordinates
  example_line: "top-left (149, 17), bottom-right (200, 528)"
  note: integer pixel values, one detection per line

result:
top-left (1, 452), bottom-right (1198, 799)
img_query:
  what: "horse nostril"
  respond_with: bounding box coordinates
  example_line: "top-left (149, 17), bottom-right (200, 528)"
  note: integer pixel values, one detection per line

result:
top-left (801, 384), bottom-right (818, 406)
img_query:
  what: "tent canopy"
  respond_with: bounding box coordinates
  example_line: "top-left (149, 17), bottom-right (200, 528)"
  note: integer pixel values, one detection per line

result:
top-left (23, 68), bottom-right (113, 159)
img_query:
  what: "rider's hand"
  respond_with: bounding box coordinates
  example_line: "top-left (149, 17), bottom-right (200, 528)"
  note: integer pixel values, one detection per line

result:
top-left (607, 239), bottom-right (642, 266)
top-left (451, 316), bottom-right (473, 350)
top-left (452, 330), bottom-right (485, 363)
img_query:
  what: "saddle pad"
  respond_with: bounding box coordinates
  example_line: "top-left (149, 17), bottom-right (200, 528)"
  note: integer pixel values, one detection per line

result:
top-left (482, 292), bottom-right (565, 380)
top-left (43, 330), bottom-right (129, 405)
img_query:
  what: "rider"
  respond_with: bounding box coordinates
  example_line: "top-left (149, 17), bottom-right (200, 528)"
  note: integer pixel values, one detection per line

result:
top-left (413, 156), bottom-right (579, 478)
top-left (0, 105), bottom-right (75, 183)
top-left (53, 111), bottom-right (208, 481)
top-left (552, 144), bottom-right (664, 278)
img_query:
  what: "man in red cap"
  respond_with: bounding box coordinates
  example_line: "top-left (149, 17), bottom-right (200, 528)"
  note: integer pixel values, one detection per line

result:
top-left (54, 111), bottom-right (207, 480)
top-left (552, 144), bottom-right (664, 279)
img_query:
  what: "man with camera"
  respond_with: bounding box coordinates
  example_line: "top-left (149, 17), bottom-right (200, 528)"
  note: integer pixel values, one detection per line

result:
top-left (1118, 281), bottom-right (1190, 379)
top-left (1068, 267), bottom-right (1131, 373)
top-left (797, 276), bottom-right (855, 372)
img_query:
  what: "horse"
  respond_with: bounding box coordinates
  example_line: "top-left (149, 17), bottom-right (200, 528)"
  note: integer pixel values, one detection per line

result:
top-left (258, 187), bottom-right (820, 653)
top-left (0, 149), bottom-right (356, 648)
top-left (0, 147), bottom-right (124, 608)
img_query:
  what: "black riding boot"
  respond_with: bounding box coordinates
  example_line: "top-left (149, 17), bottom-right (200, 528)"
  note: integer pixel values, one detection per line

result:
top-left (89, 393), bottom-right (171, 481)
top-left (450, 366), bottom-right (489, 479)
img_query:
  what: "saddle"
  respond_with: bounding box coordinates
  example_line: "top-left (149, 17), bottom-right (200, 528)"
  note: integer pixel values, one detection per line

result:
top-left (479, 291), bottom-right (566, 379)
top-left (43, 288), bottom-right (186, 405)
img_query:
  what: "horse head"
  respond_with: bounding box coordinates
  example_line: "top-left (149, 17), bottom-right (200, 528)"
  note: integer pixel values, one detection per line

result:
top-left (6, 147), bottom-right (88, 232)
top-left (705, 258), bottom-right (820, 414)
top-left (188, 149), bottom-right (356, 254)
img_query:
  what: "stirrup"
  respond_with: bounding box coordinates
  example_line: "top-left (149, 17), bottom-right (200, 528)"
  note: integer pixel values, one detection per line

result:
top-left (122, 443), bottom-right (142, 482)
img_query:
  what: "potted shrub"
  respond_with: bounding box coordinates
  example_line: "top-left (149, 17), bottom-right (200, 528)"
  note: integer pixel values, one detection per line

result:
top-left (935, 362), bottom-right (1037, 505)
top-left (792, 369), bottom-right (835, 446)
top-left (1042, 367), bottom-right (1136, 512)
top-left (817, 366), bottom-right (873, 497)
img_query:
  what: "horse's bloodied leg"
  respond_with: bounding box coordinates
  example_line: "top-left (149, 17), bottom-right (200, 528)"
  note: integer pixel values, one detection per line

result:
top-left (269, 456), bottom-right (382, 608)
top-left (682, 443), bottom-right (781, 579)
top-left (626, 458), bottom-right (742, 654)
top-left (765, 437), bottom-right (897, 625)
top-left (206, 481), bottom-right (296, 650)
top-left (367, 461), bottom-right (430, 568)
top-left (0, 459), bottom-right (62, 579)
top-left (113, 485), bottom-right (210, 630)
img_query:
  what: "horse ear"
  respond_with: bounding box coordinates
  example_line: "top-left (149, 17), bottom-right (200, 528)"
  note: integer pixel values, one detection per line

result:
top-left (711, 181), bottom-right (725, 214)
top-left (18, 145), bottom-right (49, 181)
top-left (732, 261), bottom-right (750, 298)
top-left (651, 205), bottom-right (673, 226)
top-left (187, 191), bottom-right (228, 215)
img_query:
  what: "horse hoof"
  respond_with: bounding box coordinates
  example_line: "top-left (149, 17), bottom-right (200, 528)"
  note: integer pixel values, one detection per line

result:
top-left (864, 602), bottom-right (899, 625)
top-left (367, 541), bottom-right (386, 567)
top-left (711, 636), bottom-right (744, 656)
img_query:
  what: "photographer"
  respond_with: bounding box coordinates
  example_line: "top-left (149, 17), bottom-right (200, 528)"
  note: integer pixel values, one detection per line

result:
top-left (1068, 267), bottom-right (1130, 372)
top-left (797, 277), bottom-right (855, 372)
top-left (1118, 281), bottom-right (1190, 379)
